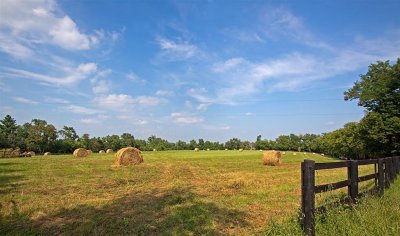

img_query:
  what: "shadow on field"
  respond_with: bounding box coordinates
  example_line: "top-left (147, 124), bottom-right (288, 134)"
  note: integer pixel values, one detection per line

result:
top-left (18, 188), bottom-right (248, 235)
top-left (0, 162), bottom-right (25, 195)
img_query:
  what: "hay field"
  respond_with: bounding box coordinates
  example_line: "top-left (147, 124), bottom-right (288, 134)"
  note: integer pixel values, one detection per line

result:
top-left (0, 151), bottom-right (376, 235)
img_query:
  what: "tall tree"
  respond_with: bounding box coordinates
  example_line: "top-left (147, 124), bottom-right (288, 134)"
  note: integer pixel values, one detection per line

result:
top-left (0, 115), bottom-right (19, 148)
top-left (25, 119), bottom-right (57, 153)
top-left (344, 59), bottom-right (400, 116)
top-left (345, 59), bottom-right (400, 156)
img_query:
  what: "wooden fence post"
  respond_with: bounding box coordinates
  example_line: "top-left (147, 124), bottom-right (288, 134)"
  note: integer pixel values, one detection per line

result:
top-left (394, 156), bottom-right (400, 177)
top-left (385, 158), bottom-right (391, 188)
top-left (377, 158), bottom-right (384, 195)
top-left (389, 157), bottom-right (394, 183)
top-left (348, 160), bottom-right (359, 202)
top-left (302, 159), bottom-right (315, 236)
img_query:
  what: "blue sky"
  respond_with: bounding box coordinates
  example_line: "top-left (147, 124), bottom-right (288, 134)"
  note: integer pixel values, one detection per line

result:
top-left (0, 0), bottom-right (399, 142)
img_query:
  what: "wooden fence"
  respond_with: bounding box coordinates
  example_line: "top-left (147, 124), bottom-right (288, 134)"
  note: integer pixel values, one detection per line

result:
top-left (301, 156), bottom-right (400, 236)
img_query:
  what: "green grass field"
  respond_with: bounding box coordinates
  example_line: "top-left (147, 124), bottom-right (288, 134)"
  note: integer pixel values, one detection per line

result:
top-left (0, 151), bottom-right (380, 235)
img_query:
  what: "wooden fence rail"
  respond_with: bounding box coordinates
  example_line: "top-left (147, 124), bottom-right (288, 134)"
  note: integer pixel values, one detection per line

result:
top-left (301, 156), bottom-right (400, 236)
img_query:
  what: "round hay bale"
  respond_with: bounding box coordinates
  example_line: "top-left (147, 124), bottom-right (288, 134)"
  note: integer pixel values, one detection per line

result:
top-left (87, 150), bottom-right (93, 155)
top-left (206, 148), bottom-right (210, 151)
top-left (262, 150), bottom-right (282, 166)
top-left (73, 148), bottom-right (88, 157)
top-left (194, 148), bottom-right (199, 152)
top-left (28, 151), bottom-right (35, 156)
top-left (44, 152), bottom-right (51, 156)
top-left (22, 152), bottom-right (31, 157)
top-left (153, 149), bottom-right (157, 152)
top-left (114, 147), bottom-right (143, 166)
top-left (239, 149), bottom-right (243, 152)
top-left (293, 153), bottom-right (297, 156)
top-left (282, 152), bottom-right (286, 155)
top-left (106, 149), bottom-right (113, 154)
top-left (99, 150), bottom-right (105, 154)
top-left (225, 148), bottom-right (228, 151)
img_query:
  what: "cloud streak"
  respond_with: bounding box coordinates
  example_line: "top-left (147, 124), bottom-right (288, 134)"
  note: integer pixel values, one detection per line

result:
top-left (155, 36), bottom-right (199, 61)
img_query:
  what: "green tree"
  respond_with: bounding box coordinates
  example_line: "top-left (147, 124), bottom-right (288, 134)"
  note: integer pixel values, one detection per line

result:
top-left (344, 59), bottom-right (400, 116)
top-left (25, 119), bottom-right (57, 153)
top-left (345, 59), bottom-right (400, 156)
top-left (81, 133), bottom-right (91, 150)
top-left (58, 126), bottom-right (79, 153)
top-left (121, 133), bottom-right (135, 147)
top-left (0, 115), bottom-right (19, 148)
top-left (225, 138), bottom-right (241, 150)
top-left (103, 135), bottom-right (122, 151)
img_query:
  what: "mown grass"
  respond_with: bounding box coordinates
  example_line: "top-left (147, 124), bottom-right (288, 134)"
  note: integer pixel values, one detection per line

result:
top-left (0, 151), bottom-right (385, 235)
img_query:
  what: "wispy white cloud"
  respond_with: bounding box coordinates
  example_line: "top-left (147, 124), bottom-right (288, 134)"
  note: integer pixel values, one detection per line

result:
top-left (245, 112), bottom-right (253, 116)
top-left (1, 62), bottom-right (98, 87)
top-left (92, 79), bottom-right (111, 94)
top-left (93, 94), bottom-right (166, 109)
top-left (79, 114), bottom-right (110, 124)
top-left (135, 96), bottom-right (167, 106)
top-left (116, 115), bottom-right (150, 126)
top-left (170, 112), bottom-right (203, 124)
top-left (79, 118), bottom-right (100, 124)
top-left (223, 28), bottom-right (264, 43)
top-left (44, 97), bottom-right (70, 104)
top-left (196, 103), bottom-right (209, 111)
top-left (261, 8), bottom-right (331, 49)
top-left (212, 57), bottom-right (246, 72)
top-left (126, 72), bottom-right (146, 84)
top-left (189, 30), bottom-right (400, 105)
top-left (12, 97), bottom-right (39, 105)
top-left (155, 90), bottom-right (174, 96)
top-left (94, 94), bottom-right (135, 109)
top-left (155, 36), bottom-right (198, 61)
top-left (66, 105), bottom-right (101, 115)
top-left (0, 33), bottom-right (34, 59)
top-left (201, 124), bottom-right (231, 131)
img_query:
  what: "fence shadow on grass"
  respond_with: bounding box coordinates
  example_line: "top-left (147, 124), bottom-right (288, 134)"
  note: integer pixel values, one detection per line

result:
top-left (3, 187), bottom-right (248, 235)
top-left (0, 162), bottom-right (25, 195)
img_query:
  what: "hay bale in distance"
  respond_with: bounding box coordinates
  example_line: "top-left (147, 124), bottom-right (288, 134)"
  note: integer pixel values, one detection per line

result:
top-left (293, 153), bottom-right (297, 156)
top-left (28, 151), bottom-right (35, 156)
top-left (153, 149), bottom-right (157, 152)
top-left (99, 150), bottom-right (105, 154)
top-left (106, 149), bottom-right (113, 154)
top-left (114, 147), bottom-right (143, 166)
top-left (21, 152), bottom-right (30, 157)
top-left (194, 148), bottom-right (199, 152)
top-left (73, 148), bottom-right (88, 157)
top-left (44, 152), bottom-right (50, 156)
top-left (262, 150), bottom-right (282, 166)
top-left (239, 149), bottom-right (243, 152)
top-left (225, 148), bottom-right (228, 151)
top-left (87, 150), bottom-right (93, 155)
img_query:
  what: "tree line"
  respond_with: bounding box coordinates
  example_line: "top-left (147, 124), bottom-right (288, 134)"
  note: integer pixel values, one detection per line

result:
top-left (1, 60), bottom-right (399, 159)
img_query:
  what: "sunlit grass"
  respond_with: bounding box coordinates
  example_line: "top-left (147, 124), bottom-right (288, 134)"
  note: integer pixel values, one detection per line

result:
top-left (0, 151), bottom-right (384, 235)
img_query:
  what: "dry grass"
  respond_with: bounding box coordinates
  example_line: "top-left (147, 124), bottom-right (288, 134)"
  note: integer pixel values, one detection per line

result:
top-left (0, 151), bottom-right (377, 235)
